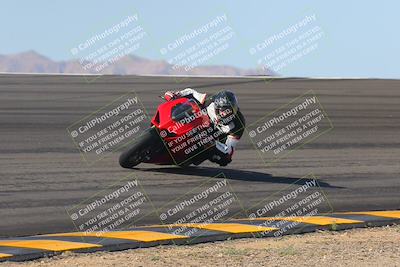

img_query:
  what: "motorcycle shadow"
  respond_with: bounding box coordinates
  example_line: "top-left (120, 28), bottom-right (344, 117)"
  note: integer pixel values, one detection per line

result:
top-left (136, 166), bottom-right (342, 189)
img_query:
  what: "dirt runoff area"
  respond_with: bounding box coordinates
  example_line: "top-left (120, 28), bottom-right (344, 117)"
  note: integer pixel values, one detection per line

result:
top-left (4, 225), bottom-right (400, 267)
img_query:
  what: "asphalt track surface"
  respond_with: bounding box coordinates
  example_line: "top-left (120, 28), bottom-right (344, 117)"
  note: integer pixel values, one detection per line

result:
top-left (0, 74), bottom-right (399, 237)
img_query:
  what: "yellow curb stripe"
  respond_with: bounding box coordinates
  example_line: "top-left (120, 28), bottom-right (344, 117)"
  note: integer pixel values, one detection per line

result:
top-left (0, 240), bottom-right (101, 252)
top-left (239, 216), bottom-right (363, 226)
top-left (0, 253), bottom-right (13, 259)
top-left (341, 211), bottom-right (400, 219)
top-left (174, 223), bottom-right (277, 234)
top-left (46, 231), bottom-right (187, 242)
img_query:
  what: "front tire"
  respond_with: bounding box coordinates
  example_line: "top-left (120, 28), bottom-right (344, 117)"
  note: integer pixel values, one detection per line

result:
top-left (119, 127), bottom-right (161, 168)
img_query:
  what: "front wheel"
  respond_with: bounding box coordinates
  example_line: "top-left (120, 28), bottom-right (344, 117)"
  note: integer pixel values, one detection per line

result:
top-left (119, 127), bottom-right (161, 168)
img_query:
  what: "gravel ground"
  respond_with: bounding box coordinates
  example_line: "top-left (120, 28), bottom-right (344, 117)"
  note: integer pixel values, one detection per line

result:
top-left (3, 225), bottom-right (400, 267)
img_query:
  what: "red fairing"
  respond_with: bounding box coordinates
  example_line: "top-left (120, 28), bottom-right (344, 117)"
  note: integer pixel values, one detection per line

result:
top-left (151, 98), bottom-right (209, 136)
top-left (147, 97), bottom-right (212, 165)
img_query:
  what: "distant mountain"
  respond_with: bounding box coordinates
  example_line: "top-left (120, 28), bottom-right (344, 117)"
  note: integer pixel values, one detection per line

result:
top-left (0, 51), bottom-right (273, 76)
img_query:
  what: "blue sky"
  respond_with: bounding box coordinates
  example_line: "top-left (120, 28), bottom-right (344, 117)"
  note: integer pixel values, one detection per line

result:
top-left (1, 0), bottom-right (399, 78)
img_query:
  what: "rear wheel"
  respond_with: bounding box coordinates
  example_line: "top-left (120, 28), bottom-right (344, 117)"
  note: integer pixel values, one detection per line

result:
top-left (119, 127), bottom-right (161, 168)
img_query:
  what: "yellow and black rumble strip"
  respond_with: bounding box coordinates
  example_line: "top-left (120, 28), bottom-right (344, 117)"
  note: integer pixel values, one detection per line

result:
top-left (1, 210), bottom-right (399, 262)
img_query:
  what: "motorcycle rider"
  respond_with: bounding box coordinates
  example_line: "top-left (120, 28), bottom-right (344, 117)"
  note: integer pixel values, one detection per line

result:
top-left (164, 88), bottom-right (245, 166)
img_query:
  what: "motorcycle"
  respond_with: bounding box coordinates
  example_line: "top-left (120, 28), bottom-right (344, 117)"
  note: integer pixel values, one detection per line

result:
top-left (119, 96), bottom-right (225, 168)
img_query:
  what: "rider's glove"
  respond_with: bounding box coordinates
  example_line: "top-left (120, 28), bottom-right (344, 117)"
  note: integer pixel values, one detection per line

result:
top-left (164, 91), bottom-right (179, 101)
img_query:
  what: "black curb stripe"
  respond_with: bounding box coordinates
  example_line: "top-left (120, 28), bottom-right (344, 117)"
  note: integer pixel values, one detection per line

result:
top-left (0, 246), bottom-right (47, 255)
top-left (324, 213), bottom-right (400, 222)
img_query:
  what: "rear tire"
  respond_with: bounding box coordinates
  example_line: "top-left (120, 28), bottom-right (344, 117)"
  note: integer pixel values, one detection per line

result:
top-left (119, 127), bottom-right (161, 169)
